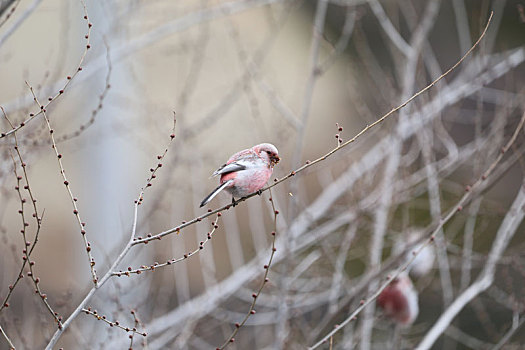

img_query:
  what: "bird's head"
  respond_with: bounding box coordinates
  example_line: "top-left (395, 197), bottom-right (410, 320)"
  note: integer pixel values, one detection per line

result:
top-left (254, 143), bottom-right (280, 167)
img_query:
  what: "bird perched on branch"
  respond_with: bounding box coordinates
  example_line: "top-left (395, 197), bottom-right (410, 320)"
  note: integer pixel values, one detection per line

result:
top-left (200, 143), bottom-right (280, 207)
top-left (377, 272), bottom-right (419, 326)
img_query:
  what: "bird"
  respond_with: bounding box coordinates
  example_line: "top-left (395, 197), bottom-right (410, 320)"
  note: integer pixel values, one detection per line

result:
top-left (200, 143), bottom-right (280, 207)
top-left (377, 272), bottom-right (419, 325)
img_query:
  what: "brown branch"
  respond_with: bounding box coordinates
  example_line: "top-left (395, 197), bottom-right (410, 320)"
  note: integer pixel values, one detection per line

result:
top-left (26, 82), bottom-right (99, 286)
top-left (112, 212), bottom-right (221, 277)
top-left (0, 108), bottom-right (62, 334)
top-left (218, 188), bottom-right (279, 349)
top-left (82, 308), bottom-right (147, 337)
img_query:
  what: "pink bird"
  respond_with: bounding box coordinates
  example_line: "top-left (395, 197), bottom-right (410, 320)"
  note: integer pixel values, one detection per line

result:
top-left (377, 273), bottom-right (419, 326)
top-left (200, 143), bottom-right (280, 207)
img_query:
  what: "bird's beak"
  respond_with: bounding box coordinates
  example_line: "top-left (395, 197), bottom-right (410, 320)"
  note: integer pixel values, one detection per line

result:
top-left (270, 155), bottom-right (280, 166)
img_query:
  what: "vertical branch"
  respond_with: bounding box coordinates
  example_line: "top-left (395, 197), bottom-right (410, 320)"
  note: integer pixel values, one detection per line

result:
top-left (327, 224), bottom-right (358, 314)
top-left (416, 125), bottom-right (454, 307)
top-left (368, 0), bottom-right (412, 56)
top-left (1, 108), bottom-right (60, 327)
top-left (460, 198), bottom-right (481, 290)
top-left (26, 83), bottom-right (99, 286)
top-left (291, 0), bottom-right (328, 170)
top-left (359, 140), bottom-right (401, 350)
top-left (452, 0), bottom-right (472, 53)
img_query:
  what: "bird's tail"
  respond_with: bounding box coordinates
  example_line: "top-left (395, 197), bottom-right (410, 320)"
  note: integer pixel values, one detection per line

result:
top-left (199, 180), bottom-right (233, 207)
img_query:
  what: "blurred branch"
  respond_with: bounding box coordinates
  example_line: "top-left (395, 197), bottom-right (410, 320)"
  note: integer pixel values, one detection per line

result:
top-left (0, 0), bottom-right (19, 28)
top-left (416, 175), bottom-right (525, 349)
top-left (445, 325), bottom-right (493, 350)
top-left (368, 0), bottom-right (412, 56)
top-left (0, 323), bottom-right (14, 350)
top-left (418, 124), bottom-right (454, 308)
top-left (319, 6), bottom-right (356, 73)
top-left (0, 0), bottom-right (92, 139)
top-left (359, 138), bottom-right (400, 350)
top-left (0, 0), bottom-right (284, 115)
top-left (310, 107), bottom-right (525, 350)
top-left (492, 312), bottom-right (525, 350)
top-left (0, 0), bottom-right (15, 15)
top-left (250, 65), bottom-right (301, 130)
top-left (0, 0), bottom-right (41, 47)
top-left (291, 0), bottom-right (329, 168)
top-left (452, 0), bottom-right (472, 53)
top-left (460, 197), bottom-right (481, 291)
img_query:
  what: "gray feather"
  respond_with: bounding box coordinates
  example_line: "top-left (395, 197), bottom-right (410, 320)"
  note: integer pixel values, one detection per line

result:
top-left (200, 180), bottom-right (234, 207)
top-left (212, 162), bottom-right (247, 177)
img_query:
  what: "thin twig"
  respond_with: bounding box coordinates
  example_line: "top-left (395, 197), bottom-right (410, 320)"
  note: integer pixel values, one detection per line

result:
top-left (26, 82), bottom-right (99, 286)
top-left (218, 188), bottom-right (279, 349)
top-left (56, 38), bottom-right (112, 143)
top-left (0, 108), bottom-right (58, 327)
top-left (81, 308), bottom-right (147, 337)
top-left (112, 213), bottom-right (220, 276)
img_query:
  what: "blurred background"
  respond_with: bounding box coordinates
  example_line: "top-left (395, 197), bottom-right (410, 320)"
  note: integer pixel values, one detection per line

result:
top-left (0, 0), bottom-right (525, 349)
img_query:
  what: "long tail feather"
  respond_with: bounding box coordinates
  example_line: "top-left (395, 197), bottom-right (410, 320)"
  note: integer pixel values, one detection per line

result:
top-left (199, 180), bottom-right (233, 207)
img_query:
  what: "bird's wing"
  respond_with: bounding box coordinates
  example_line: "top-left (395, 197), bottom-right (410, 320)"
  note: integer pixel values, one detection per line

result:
top-left (212, 161), bottom-right (247, 177)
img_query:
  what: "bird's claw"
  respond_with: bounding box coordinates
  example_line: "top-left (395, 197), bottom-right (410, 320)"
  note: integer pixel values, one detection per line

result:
top-left (231, 197), bottom-right (237, 207)
top-left (256, 189), bottom-right (262, 196)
